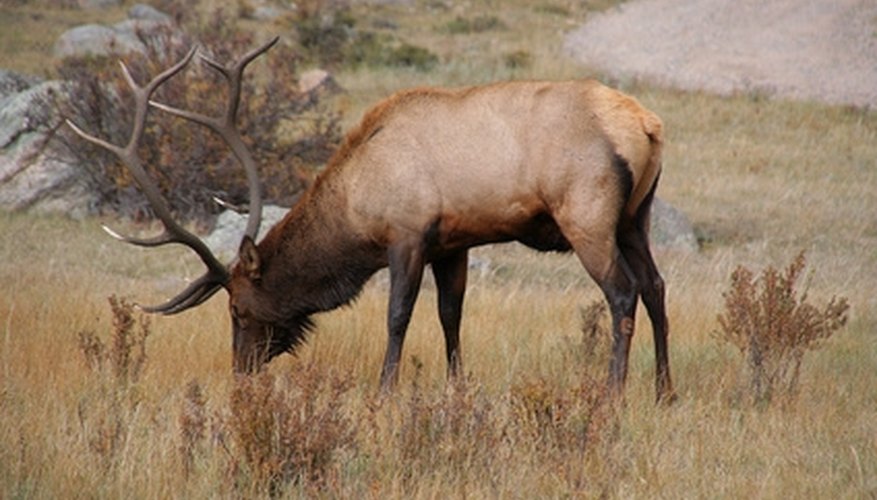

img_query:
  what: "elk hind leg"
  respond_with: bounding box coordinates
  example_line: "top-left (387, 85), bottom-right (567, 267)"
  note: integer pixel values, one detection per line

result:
top-left (431, 250), bottom-right (468, 379)
top-left (564, 230), bottom-right (639, 396)
top-left (618, 222), bottom-right (675, 403)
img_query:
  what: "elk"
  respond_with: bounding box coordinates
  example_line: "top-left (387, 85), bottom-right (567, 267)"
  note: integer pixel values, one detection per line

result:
top-left (67, 38), bottom-right (674, 402)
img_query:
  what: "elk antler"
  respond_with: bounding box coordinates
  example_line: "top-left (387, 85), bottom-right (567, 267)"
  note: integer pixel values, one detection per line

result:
top-left (66, 37), bottom-right (279, 314)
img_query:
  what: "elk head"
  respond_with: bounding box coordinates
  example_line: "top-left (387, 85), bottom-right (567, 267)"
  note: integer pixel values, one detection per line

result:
top-left (66, 38), bottom-right (288, 373)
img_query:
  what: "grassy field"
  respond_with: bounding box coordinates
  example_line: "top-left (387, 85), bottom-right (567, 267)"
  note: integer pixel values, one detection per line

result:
top-left (2, 0), bottom-right (876, 498)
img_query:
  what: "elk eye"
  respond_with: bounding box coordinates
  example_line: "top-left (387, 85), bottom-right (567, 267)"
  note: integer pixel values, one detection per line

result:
top-left (231, 305), bottom-right (248, 327)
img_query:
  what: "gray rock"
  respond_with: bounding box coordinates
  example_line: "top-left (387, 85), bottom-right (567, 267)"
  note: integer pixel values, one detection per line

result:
top-left (53, 24), bottom-right (146, 59)
top-left (0, 70), bottom-right (42, 102)
top-left (298, 69), bottom-right (340, 95)
top-left (77, 0), bottom-right (122, 8)
top-left (650, 197), bottom-right (699, 252)
top-left (53, 17), bottom-right (178, 60)
top-left (0, 79), bottom-right (97, 217)
top-left (252, 6), bottom-right (286, 21)
top-left (204, 205), bottom-right (289, 259)
top-left (128, 3), bottom-right (172, 22)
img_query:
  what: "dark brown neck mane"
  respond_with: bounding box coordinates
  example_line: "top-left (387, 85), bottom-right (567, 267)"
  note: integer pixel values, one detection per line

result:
top-left (254, 181), bottom-right (384, 322)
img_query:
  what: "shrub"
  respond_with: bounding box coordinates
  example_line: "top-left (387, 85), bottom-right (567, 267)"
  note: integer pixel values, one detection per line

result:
top-left (287, 2), bottom-right (439, 72)
top-left (440, 15), bottom-right (507, 34)
top-left (178, 379), bottom-right (208, 479)
top-left (534, 3), bottom-right (571, 16)
top-left (76, 296), bottom-right (151, 468)
top-left (56, 8), bottom-right (341, 222)
top-left (503, 50), bottom-right (532, 70)
top-left (292, 2), bottom-right (357, 66)
top-left (510, 373), bottom-right (613, 455)
top-left (77, 295), bottom-right (151, 386)
top-left (225, 366), bottom-right (355, 493)
top-left (715, 252), bottom-right (849, 404)
top-left (406, 377), bottom-right (496, 474)
top-left (342, 31), bottom-right (439, 71)
top-left (384, 42), bottom-right (439, 71)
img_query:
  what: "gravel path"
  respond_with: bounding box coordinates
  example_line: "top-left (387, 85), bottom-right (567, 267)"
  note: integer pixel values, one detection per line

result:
top-left (564, 0), bottom-right (877, 109)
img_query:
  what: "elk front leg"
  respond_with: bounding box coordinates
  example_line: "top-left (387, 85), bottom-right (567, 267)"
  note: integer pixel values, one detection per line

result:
top-left (380, 241), bottom-right (426, 391)
top-left (431, 250), bottom-right (468, 379)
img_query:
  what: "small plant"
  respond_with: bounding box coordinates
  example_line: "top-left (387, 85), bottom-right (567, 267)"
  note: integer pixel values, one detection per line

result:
top-left (534, 3), bottom-right (571, 16)
top-left (715, 252), bottom-right (849, 404)
top-left (510, 373), bottom-right (612, 455)
top-left (179, 379), bottom-right (208, 479)
top-left (293, 2), bottom-right (357, 66)
top-left (376, 368), bottom-right (500, 482)
top-left (503, 50), bottom-right (532, 70)
top-left (440, 15), bottom-right (507, 35)
top-left (384, 42), bottom-right (440, 71)
top-left (76, 295), bottom-right (151, 468)
top-left (225, 365), bottom-right (354, 493)
top-left (77, 295), bottom-right (151, 386)
top-left (579, 300), bottom-right (610, 363)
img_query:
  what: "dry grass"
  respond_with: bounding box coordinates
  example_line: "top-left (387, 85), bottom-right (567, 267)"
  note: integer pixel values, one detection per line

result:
top-left (2, 0), bottom-right (877, 498)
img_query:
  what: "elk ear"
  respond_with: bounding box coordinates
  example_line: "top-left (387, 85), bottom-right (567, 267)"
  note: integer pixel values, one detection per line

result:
top-left (238, 236), bottom-right (261, 281)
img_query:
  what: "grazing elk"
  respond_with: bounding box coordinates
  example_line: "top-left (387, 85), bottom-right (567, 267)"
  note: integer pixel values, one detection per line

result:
top-left (68, 38), bottom-right (674, 402)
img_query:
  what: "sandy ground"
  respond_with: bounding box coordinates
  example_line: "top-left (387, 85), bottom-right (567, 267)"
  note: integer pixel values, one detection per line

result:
top-left (564, 0), bottom-right (877, 109)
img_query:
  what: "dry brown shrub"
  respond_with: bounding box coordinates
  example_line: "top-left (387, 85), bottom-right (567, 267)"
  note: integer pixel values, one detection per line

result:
top-left (55, 9), bottom-right (341, 221)
top-left (178, 379), bottom-right (208, 479)
top-left (716, 251), bottom-right (849, 405)
top-left (75, 296), bottom-right (151, 469)
top-left (77, 295), bottom-right (150, 386)
top-left (224, 364), bottom-right (355, 494)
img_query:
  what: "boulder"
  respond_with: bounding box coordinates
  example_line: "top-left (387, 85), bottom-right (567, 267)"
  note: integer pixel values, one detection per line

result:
top-left (128, 3), bottom-right (172, 22)
top-left (0, 70), bottom-right (42, 101)
top-left (0, 75), bottom-right (97, 217)
top-left (651, 197), bottom-right (699, 252)
top-left (204, 205), bottom-right (289, 259)
top-left (298, 69), bottom-right (341, 96)
top-left (252, 6), bottom-right (287, 21)
top-left (53, 24), bottom-right (147, 59)
top-left (77, 0), bottom-right (122, 8)
top-left (53, 8), bottom-right (178, 60)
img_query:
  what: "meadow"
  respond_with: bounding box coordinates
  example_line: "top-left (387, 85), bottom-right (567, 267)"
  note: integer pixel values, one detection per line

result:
top-left (1, 1), bottom-right (876, 498)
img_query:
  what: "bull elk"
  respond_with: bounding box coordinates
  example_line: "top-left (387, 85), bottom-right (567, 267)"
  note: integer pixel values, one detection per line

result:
top-left (67, 38), bottom-right (674, 402)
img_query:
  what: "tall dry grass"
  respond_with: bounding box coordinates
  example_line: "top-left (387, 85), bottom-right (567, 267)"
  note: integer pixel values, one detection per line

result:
top-left (2, 0), bottom-right (876, 497)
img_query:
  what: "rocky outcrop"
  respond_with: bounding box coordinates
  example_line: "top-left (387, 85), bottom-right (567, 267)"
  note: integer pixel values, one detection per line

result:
top-left (651, 197), bottom-right (699, 252)
top-left (128, 3), bottom-right (172, 22)
top-left (0, 5), bottom-right (186, 217)
top-left (0, 72), bottom-right (97, 217)
top-left (77, 0), bottom-right (122, 8)
top-left (53, 6), bottom-right (180, 60)
top-left (204, 205), bottom-right (290, 259)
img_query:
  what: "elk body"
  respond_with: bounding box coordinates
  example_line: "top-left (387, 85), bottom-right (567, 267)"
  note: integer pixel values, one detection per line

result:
top-left (69, 39), bottom-right (674, 402)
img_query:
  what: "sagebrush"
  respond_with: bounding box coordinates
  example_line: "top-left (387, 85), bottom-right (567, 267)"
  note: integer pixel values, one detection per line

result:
top-left (716, 252), bottom-right (849, 404)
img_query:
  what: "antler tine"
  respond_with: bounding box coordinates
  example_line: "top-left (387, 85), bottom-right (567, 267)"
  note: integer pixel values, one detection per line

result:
top-left (213, 196), bottom-right (248, 214)
top-left (154, 36), bottom-right (279, 242)
top-left (138, 274), bottom-right (225, 315)
top-left (66, 45), bottom-right (231, 315)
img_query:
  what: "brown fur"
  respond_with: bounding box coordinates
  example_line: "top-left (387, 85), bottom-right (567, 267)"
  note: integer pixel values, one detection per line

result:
top-left (228, 79), bottom-right (673, 402)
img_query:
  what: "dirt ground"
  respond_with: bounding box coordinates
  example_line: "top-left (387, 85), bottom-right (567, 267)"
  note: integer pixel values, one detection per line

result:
top-left (564, 0), bottom-right (877, 109)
